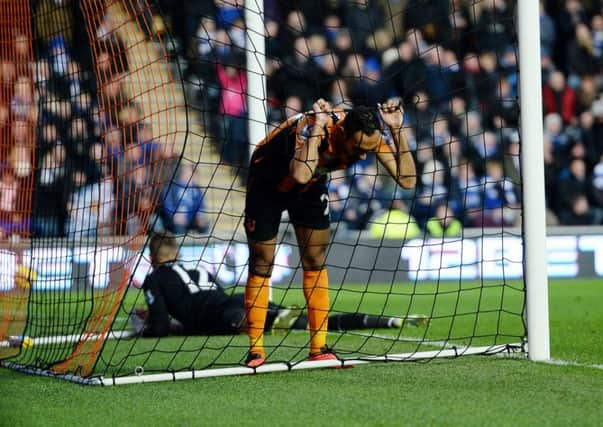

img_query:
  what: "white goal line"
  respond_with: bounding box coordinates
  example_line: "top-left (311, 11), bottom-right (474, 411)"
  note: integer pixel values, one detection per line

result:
top-left (542, 358), bottom-right (603, 370)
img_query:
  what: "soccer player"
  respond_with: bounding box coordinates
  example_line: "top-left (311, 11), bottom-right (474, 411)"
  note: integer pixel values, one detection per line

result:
top-left (244, 98), bottom-right (417, 367)
top-left (134, 233), bottom-right (425, 339)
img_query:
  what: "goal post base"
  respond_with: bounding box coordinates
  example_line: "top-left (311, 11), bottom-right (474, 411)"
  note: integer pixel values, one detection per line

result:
top-left (101, 343), bottom-right (526, 386)
top-left (1, 343), bottom-right (525, 386)
top-left (1, 361), bottom-right (103, 386)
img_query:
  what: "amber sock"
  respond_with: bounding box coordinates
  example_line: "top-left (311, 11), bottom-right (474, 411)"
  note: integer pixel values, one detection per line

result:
top-left (303, 269), bottom-right (329, 355)
top-left (245, 273), bottom-right (270, 358)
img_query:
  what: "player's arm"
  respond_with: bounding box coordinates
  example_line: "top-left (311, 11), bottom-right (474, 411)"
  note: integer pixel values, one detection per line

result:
top-left (375, 101), bottom-right (416, 189)
top-left (141, 276), bottom-right (172, 337)
top-left (289, 98), bottom-right (331, 184)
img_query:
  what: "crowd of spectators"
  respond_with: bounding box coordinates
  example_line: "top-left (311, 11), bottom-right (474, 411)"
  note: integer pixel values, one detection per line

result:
top-left (0, 0), bottom-right (209, 240)
top-left (164, 0), bottom-right (603, 233)
top-left (0, 28), bottom-right (35, 239)
top-left (3, 0), bottom-right (603, 240)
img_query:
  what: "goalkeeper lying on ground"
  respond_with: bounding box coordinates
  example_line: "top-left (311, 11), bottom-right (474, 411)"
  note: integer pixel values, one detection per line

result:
top-left (130, 233), bottom-right (427, 337)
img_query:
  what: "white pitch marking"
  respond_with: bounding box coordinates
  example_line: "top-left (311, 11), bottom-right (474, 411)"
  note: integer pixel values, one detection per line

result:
top-left (542, 358), bottom-right (603, 370)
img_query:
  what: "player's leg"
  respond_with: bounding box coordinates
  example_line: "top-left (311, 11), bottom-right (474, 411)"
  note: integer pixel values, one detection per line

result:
top-left (294, 226), bottom-right (333, 358)
top-left (285, 313), bottom-right (399, 331)
top-left (268, 304), bottom-right (304, 333)
top-left (243, 182), bottom-right (282, 366)
top-left (286, 313), bottom-right (429, 330)
top-left (244, 237), bottom-right (276, 365)
top-left (222, 293), bottom-right (288, 334)
top-left (327, 313), bottom-right (403, 330)
top-left (218, 295), bottom-right (249, 334)
top-left (290, 181), bottom-right (335, 359)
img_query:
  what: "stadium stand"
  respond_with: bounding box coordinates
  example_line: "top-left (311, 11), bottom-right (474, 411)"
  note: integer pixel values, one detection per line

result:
top-left (173, 0), bottom-right (601, 230)
top-left (8, 0), bottom-right (603, 239)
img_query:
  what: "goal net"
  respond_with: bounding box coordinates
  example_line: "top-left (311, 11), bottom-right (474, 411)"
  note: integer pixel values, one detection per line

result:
top-left (0, 0), bottom-right (527, 385)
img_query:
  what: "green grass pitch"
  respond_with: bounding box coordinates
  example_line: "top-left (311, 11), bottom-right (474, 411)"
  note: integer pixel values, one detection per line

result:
top-left (0, 278), bottom-right (601, 426)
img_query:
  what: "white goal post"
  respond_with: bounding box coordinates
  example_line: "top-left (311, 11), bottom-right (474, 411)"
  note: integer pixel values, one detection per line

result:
top-left (245, 0), bottom-right (267, 159)
top-left (517, 0), bottom-right (551, 361)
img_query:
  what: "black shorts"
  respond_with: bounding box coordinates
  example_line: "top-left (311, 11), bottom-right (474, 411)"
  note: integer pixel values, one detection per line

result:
top-left (244, 177), bottom-right (330, 241)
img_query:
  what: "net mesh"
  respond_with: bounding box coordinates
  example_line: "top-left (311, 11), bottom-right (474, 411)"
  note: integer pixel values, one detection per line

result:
top-left (0, 0), bottom-right (526, 382)
top-left (0, 0), bottom-right (36, 361)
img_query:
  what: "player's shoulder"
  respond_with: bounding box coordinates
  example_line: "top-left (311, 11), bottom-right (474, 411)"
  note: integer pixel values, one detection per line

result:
top-left (142, 270), bottom-right (159, 290)
top-left (144, 264), bottom-right (176, 285)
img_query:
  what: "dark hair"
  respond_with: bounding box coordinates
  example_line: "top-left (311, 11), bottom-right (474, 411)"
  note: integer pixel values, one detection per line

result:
top-left (149, 232), bottom-right (178, 259)
top-left (342, 106), bottom-right (380, 136)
